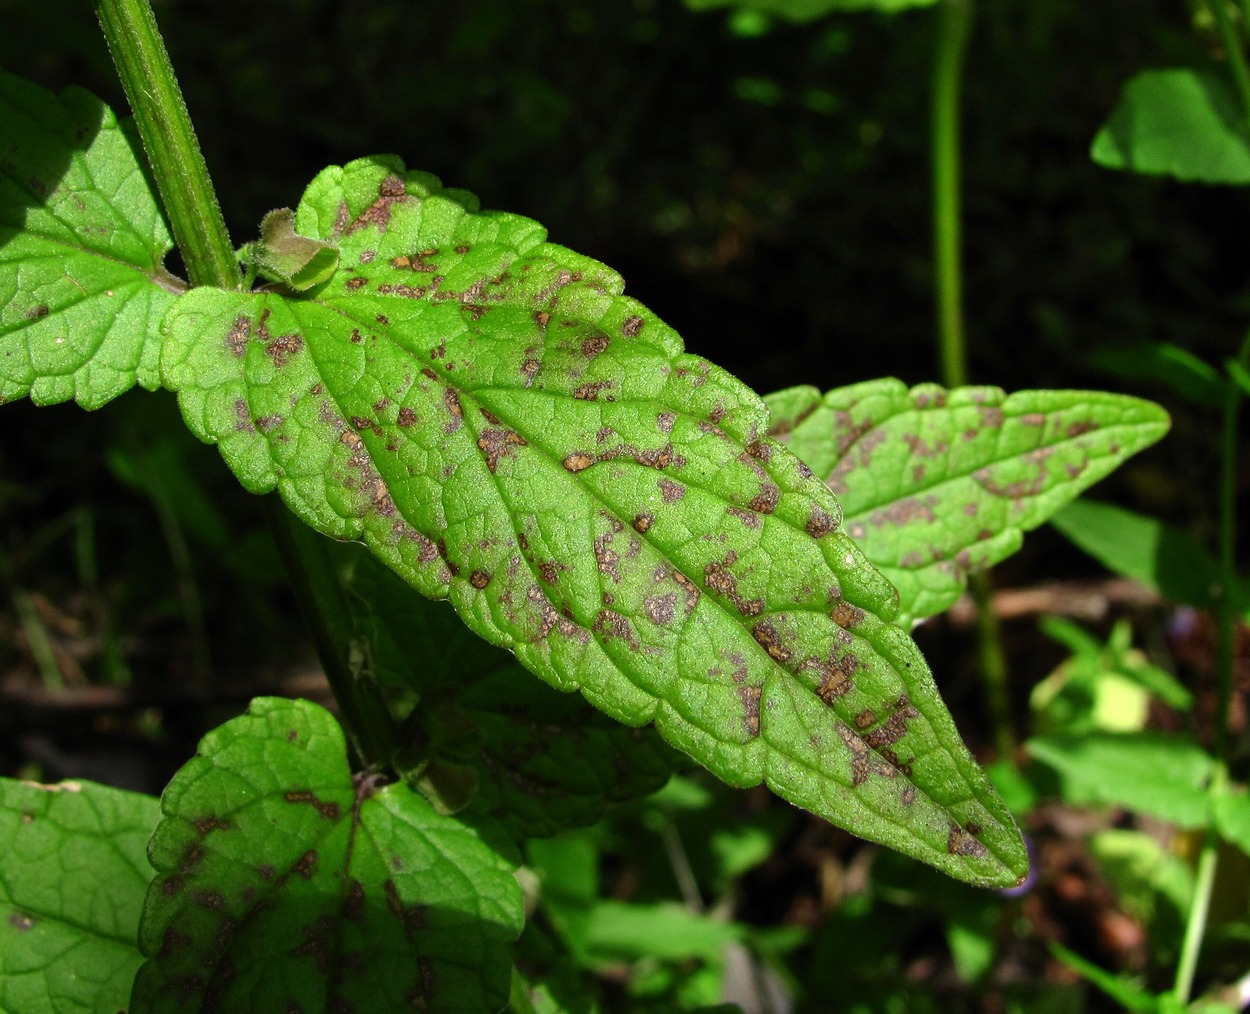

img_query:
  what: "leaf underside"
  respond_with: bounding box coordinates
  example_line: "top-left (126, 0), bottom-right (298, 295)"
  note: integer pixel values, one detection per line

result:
top-left (0, 777), bottom-right (158, 1014)
top-left (349, 553), bottom-right (678, 838)
top-left (0, 69), bottom-right (177, 409)
top-left (133, 697), bottom-right (523, 1013)
top-left (765, 380), bottom-right (1169, 626)
top-left (162, 155), bottom-right (1027, 887)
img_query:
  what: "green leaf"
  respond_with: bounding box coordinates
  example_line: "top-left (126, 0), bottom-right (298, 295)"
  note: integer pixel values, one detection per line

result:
top-left (0, 69), bottom-right (179, 409)
top-left (1087, 342), bottom-right (1224, 409)
top-left (1213, 790), bottom-right (1250, 859)
top-left (765, 380), bottom-right (1169, 625)
top-left (1026, 732), bottom-right (1214, 827)
top-left (132, 697), bottom-right (523, 1012)
top-left (0, 777), bottom-right (158, 1014)
top-left (1049, 943), bottom-right (1162, 1014)
top-left (161, 156), bottom-right (1026, 888)
top-left (683, 0), bottom-right (938, 19)
top-left (1091, 69), bottom-right (1250, 185)
top-left (1051, 498), bottom-right (1234, 612)
top-left (245, 208), bottom-right (340, 291)
top-left (347, 553), bottom-right (677, 838)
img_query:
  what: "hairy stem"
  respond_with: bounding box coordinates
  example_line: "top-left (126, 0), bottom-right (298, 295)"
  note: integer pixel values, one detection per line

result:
top-left (94, 0), bottom-right (240, 289)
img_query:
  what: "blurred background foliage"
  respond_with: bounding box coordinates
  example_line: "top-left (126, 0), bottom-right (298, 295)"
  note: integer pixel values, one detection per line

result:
top-left (2, 1), bottom-right (1248, 1010)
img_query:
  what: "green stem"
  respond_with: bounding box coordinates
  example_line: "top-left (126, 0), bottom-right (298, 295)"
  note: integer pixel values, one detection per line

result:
top-left (266, 499), bottom-right (400, 769)
top-left (1213, 0), bottom-right (1250, 127)
top-left (932, 0), bottom-right (973, 389)
top-left (931, 0), bottom-right (1016, 757)
top-left (94, 0), bottom-right (240, 289)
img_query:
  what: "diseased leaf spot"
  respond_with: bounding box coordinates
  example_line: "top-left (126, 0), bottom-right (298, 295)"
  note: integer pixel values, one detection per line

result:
top-left (564, 451), bottom-right (594, 472)
top-left (343, 879), bottom-right (366, 923)
top-left (573, 380), bottom-right (613, 401)
top-left (657, 411), bottom-right (676, 434)
top-left (751, 620), bottom-right (791, 663)
top-left (193, 815), bottom-right (232, 835)
top-left (862, 695), bottom-right (919, 751)
top-left (593, 609), bottom-right (641, 650)
top-left (397, 407), bottom-right (417, 427)
top-left (8, 912), bottom-right (34, 931)
top-left (346, 276), bottom-right (368, 290)
top-left (225, 315), bottom-right (250, 356)
top-left (470, 569), bottom-right (491, 589)
top-left (1021, 413), bottom-right (1046, 427)
top-left (705, 552), bottom-right (765, 616)
top-left (831, 600), bottom-right (865, 630)
top-left (739, 685), bottom-right (762, 737)
top-left (632, 513), bottom-right (654, 533)
top-left (806, 504), bottom-right (839, 538)
top-left (292, 849), bottom-right (319, 879)
top-left (24, 304), bottom-right (50, 320)
top-left (658, 477), bottom-right (685, 502)
top-left (727, 506), bottom-right (761, 529)
top-left (345, 174), bottom-right (407, 235)
top-left (622, 315), bottom-right (643, 337)
top-left (192, 889), bottom-right (225, 910)
top-left (442, 388), bottom-right (463, 433)
top-left (672, 570), bottom-right (700, 612)
top-left (1067, 420), bottom-right (1098, 437)
top-left (855, 709), bottom-right (877, 729)
top-left (477, 427), bottom-right (527, 471)
top-left (947, 824), bottom-right (989, 858)
top-left (643, 592), bottom-right (677, 626)
top-left (283, 790), bottom-right (342, 820)
top-left (582, 335), bottom-right (609, 358)
top-left (264, 332), bottom-right (304, 369)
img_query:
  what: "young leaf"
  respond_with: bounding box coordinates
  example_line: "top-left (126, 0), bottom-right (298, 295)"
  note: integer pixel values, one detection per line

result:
top-left (0, 777), bottom-right (158, 1014)
top-left (244, 208), bottom-right (340, 291)
top-left (0, 70), bottom-right (180, 409)
top-left (348, 553), bottom-right (678, 838)
top-left (1091, 69), bottom-right (1250, 185)
top-left (765, 380), bottom-right (1169, 625)
top-left (132, 697), bottom-right (523, 1012)
top-left (160, 155), bottom-right (1027, 888)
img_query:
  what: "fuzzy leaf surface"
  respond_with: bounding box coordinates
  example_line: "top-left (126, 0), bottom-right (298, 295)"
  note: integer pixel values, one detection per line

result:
top-left (161, 156), bottom-right (1025, 887)
top-left (0, 70), bottom-right (178, 409)
top-left (0, 777), bottom-right (158, 1014)
top-left (131, 697), bottom-right (522, 1013)
top-left (1091, 69), bottom-right (1250, 184)
top-left (348, 553), bottom-right (678, 838)
top-left (765, 380), bottom-right (1169, 625)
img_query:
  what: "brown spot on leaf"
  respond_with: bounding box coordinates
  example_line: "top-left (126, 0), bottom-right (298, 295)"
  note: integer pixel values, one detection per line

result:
top-left (1067, 420), bottom-right (1098, 437)
top-left (573, 380), bottom-right (613, 401)
top-left (582, 335), bottom-right (609, 358)
top-left (739, 685), bottom-right (762, 737)
top-left (477, 427), bottom-right (527, 471)
top-left (657, 411), bottom-right (677, 434)
top-left (594, 531), bottom-right (621, 583)
top-left (748, 483), bottom-right (780, 515)
top-left (8, 912), bottom-right (34, 931)
top-left (705, 553), bottom-right (764, 616)
top-left (564, 451), bottom-right (594, 472)
top-left (644, 592), bottom-right (677, 626)
top-left (442, 388), bottom-right (463, 433)
top-left (345, 174), bottom-right (407, 235)
top-left (343, 879), bottom-right (366, 924)
top-left (265, 332), bottom-right (304, 369)
top-left (25, 304), bottom-right (50, 320)
top-left (657, 477), bottom-right (685, 502)
top-left (632, 513), bottom-right (654, 533)
top-left (727, 506), bottom-right (761, 529)
top-left (593, 610), bottom-right (640, 649)
top-left (226, 315), bottom-right (250, 356)
top-left (862, 695), bottom-right (919, 750)
top-left (831, 600), bottom-right (865, 629)
top-left (751, 621), bottom-right (791, 663)
top-left (1021, 413), bottom-right (1046, 427)
top-left (855, 709), bottom-right (877, 729)
top-left (291, 850), bottom-right (318, 879)
top-left (397, 406), bottom-right (417, 427)
top-left (346, 276), bottom-right (368, 290)
top-left (673, 570), bottom-right (700, 612)
top-left (806, 504), bottom-right (839, 538)
top-left (622, 315), bottom-right (643, 337)
top-left (193, 889), bottom-right (225, 910)
top-left (948, 824), bottom-right (989, 858)
top-left (284, 791), bottom-right (341, 820)
top-left (193, 815), bottom-right (231, 835)
top-left (470, 570), bottom-right (491, 589)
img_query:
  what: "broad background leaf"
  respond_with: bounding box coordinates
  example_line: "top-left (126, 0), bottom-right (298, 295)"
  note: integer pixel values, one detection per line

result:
top-left (0, 69), bottom-right (178, 409)
top-left (133, 696), bottom-right (523, 1013)
top-left (1026, 732), bottom-right (1214, 827)
top-left (1091, 68), bottom-right (1250, 185)
top-left (765, 380), bottom-right (1169, 625)
top-left (161, 156), bottom-right (1026, 887)
top-left (0, 777), bottom-right (158, 1014)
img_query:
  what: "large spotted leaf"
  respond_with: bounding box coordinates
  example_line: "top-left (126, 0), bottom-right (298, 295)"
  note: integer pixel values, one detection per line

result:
top-left (0, 69), bottom-right (179, 409)
top-left (161, 156), bottom-right (1027, 887)
top-left (766, 381), bottom-right (1169, 626)
top-left (132, 697), bottom-right (522, 1012)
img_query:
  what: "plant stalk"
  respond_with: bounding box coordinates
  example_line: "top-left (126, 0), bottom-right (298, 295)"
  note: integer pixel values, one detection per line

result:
top-left (931, 0), bottom-right (1016, 757)
top-left (1213, 0), bottom-right (1250, 127)
top-left (267, 500), bottom-right (401, 769)
top-left (94, 0), bottom-right (240, 289)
